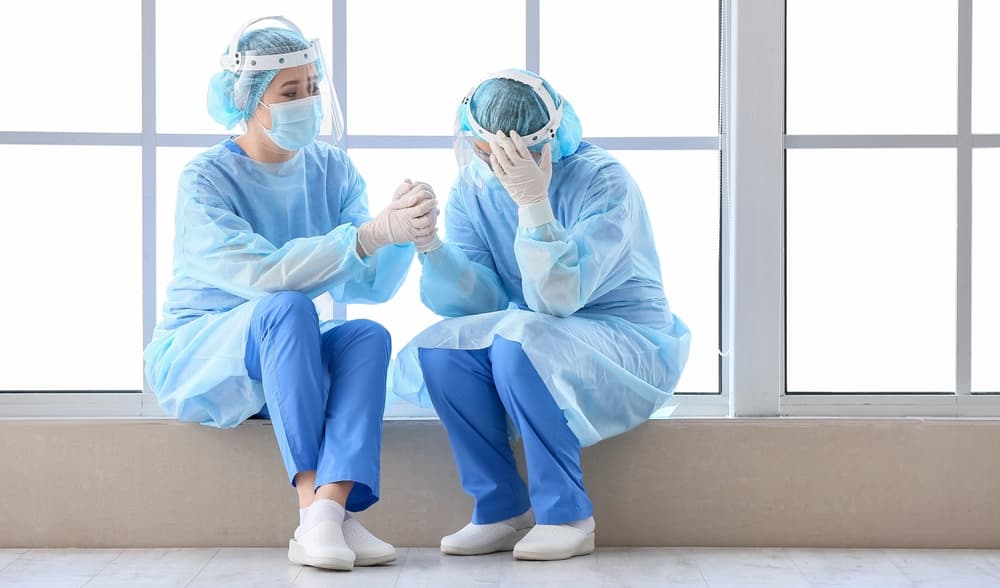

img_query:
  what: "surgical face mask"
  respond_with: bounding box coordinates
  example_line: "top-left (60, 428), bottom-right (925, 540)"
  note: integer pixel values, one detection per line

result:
top-left (259, 95), bottom-right (323, 151)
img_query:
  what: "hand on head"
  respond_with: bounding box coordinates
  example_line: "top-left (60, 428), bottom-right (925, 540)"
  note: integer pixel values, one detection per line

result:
top-left (488, 131), bottom-right (552, 207)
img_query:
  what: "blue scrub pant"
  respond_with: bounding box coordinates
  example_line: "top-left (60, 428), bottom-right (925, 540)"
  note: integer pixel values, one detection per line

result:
top-left (418, 336), bottom-right (593, 525)
top-left (245, 291), bottom-right (389, 512)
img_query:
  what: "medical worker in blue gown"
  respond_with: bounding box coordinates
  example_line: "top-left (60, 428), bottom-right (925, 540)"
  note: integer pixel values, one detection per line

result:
top-left (392, 70), bottom-right (690, 561)
top-left (143, 17), bottom-right (439, 571)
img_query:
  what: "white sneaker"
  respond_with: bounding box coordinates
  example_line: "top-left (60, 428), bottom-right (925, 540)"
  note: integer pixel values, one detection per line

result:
top-left (288, 520), bottom-right (356, 571)
top-left (343, 517), bottom-right (396, 566)
top-left (513, 524), bottom-right (595, 561)
top-left (441, 511), bottom-right (535, 556)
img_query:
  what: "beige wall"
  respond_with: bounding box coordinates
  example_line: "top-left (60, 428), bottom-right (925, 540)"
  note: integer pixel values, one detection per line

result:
top-left (1, 418), bottom-right (999, 548)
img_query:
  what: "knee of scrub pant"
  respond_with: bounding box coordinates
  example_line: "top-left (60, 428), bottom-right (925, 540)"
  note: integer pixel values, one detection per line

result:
top-left (254, 291), bottom-right (318, 326)
top-left (324, 319), bottom-right (392, 365)
top-left (320, 319), bottom-right (392, 418)
top-left (487, 336), bottom-right (545, 400)
top-left (487, 335), bottom-right (578, 444)
top-left (416, 347), bottom-right (449, 392)
top-left (417, 347), bottom-right (490, 398)
top-left (244, 291), bottom-right (320, 379)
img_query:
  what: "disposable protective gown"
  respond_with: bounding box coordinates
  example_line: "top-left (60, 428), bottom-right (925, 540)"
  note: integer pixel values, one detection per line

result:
top-left (392, 142), bottom-right (690, 446)
top-left (144, 140), bottom-right (413, 427)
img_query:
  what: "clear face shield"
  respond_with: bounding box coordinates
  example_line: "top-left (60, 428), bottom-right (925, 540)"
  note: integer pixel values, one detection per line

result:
top-left (453, 69), bottom-right (563, 187)
top-left (221, 16), bottom-right (345, 142)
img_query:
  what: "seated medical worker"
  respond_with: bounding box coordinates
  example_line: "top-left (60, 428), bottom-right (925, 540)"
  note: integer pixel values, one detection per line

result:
top-left (143, 17), bottom-right (438, 571)
top-left (392, 70), bottom-right (690, 561)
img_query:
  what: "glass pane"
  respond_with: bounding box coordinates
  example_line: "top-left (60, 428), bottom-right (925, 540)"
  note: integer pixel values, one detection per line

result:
top-left (609, 150), bottom-right (720, 393)
top-left (0, 147), bottom-right (142, 390)
top-left (345, 149), bottom-right (457, 355)
top-left (541, 0), bottom-right (718, 137)
top-left (156, 148), bottom-right (205, 317)
top-left (157, 1), bottom-right (332, 134)
top-left (1, 2), bottom-right (140, 132)
top-left (973, 0), bottom-right (1000, 133)
top-left (973, 149), bottom-right (1000, 391)
top-left (786, 0), bottom-right (956, 134)
top-left (786, 149), bottom-right (955, 392)
top-left (347, 1), bottom-right (524, 135)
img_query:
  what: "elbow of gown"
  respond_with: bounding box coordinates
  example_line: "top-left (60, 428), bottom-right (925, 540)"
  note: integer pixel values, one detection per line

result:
top-left (331, 242), bottom-right (415, 304)
top-left (418, 244), bottom-right (508, 317)
top-left (515, 230), bottom-right (585, 318)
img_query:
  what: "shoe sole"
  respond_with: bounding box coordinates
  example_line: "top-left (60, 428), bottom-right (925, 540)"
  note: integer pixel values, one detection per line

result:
top-left (354, 552), bottom-right (397, 566)
top-left (441, 527), bottom-right (532, 556)
top-left (513, 532), bottom-right (596, 561)
top-left (288, 539), bottom-right (355, 571)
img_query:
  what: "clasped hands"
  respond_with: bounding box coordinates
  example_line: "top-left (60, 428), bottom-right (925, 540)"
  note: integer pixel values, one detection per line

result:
top-left (357, 131), bottom-right (551, 257)
top-left (357, 179), bottom-right (441, 256)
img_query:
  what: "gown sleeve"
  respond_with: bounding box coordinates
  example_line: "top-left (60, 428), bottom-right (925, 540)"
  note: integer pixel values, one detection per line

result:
top-left (177, 163), bottom-right (412, 302)
top-left (418, 183), bottom-right (510, 317)
top-left (326, 153), bottom-right (415, 304)
top-left (513, 164), bottom-right (639, 318)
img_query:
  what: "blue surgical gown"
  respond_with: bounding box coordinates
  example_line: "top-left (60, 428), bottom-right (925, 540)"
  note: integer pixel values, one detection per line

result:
top-left (144, 140), bottom-right (414, 428)
top-left (392, 142), bottom-right (691, 447)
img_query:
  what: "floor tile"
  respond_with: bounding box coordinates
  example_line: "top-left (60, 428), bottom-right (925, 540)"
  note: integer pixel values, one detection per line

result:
top-left (598, 547), bottom-right (708, 587)
top-left (396, 548), bottom-right (504, 587)
top-left (498, 547), bottom-right (601, 588)
top-left (686, 548), bottom-right (811, 588)
top-left (186, 548), bottom-right (301, 588)
top-left (84, 548), bottom-right (218, 587)
top-left (786, 548), bottom-right (913, 587)
top-left (293, 547), bottom-right (404, 587)
top-left (0, 551), bottom-right (25, 573)
top-left (885, 549), bottom-right (1000, 588)
top-left (0, 549), bottom-right (121, 588)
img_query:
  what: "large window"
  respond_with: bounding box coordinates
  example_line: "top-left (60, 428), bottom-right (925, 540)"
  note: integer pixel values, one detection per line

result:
top-left (973, 149), bottom-right (1000, 392)
top-left (0, 1), bottom-right (722, 417)
top-left (0, 1), bottom-right (143, 394)
top-left (783, 0), bottom-right (1000, 411)
top-left (7, 2), bottom-right (992, 420)
top-left (347, 1), bottom-right (723, 404)
top-left (0, 147), bottom-right (143, 391)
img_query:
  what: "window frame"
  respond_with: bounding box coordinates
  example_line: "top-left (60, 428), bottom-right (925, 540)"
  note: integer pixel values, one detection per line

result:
top-left (0, 0), bottom-right (728, 418)
top-left (777, 0), bottom-right (1000, 415)
top-left (8, 0), bottom-right (999, 419)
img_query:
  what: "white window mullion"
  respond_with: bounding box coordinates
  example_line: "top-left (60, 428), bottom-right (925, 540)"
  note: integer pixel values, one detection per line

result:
top-left (333, 0), bottom-right (349, 323)
top-left (957, 0), bottom-right (973, 396)
top-left (140, 0), bottom-right (162, 417)
top-left (526, 0), bottom-right (539, 73)
top-left (727, 0), bottom-right (785, 416)
top-left (719, 0), bottom-right (733, 406)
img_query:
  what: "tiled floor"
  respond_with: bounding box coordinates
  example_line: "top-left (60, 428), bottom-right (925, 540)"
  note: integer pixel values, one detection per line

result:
top-left (0, 547), bottom-right (999, 587)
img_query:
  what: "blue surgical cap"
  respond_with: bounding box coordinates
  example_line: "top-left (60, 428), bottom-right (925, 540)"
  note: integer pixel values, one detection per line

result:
top-left (207, 27), bottom-right (321, 129)
top-left (464, 71), bottom-right (582, 163)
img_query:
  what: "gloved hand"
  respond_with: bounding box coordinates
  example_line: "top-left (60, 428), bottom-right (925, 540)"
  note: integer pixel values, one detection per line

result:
top-left (357, 180), bottom-right (437, 256)
top-left (489, 130), bottom-right (553, 207)
top-left (394, 179), bottom-right (442, 253)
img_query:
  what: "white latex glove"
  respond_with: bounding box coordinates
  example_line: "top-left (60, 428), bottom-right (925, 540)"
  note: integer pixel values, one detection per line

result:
top-left (357, 181), bottom-right (437, 256)
top-left (393, 179), bottom-right (442, 253)
top-left (489, 130), bottom-right (553, 207)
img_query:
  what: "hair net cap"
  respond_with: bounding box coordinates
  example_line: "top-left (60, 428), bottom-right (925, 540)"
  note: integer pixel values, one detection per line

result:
top-left (206, 23), bottom-right (323, 130)
top-left (457, 70), bottom-right (582, 164)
